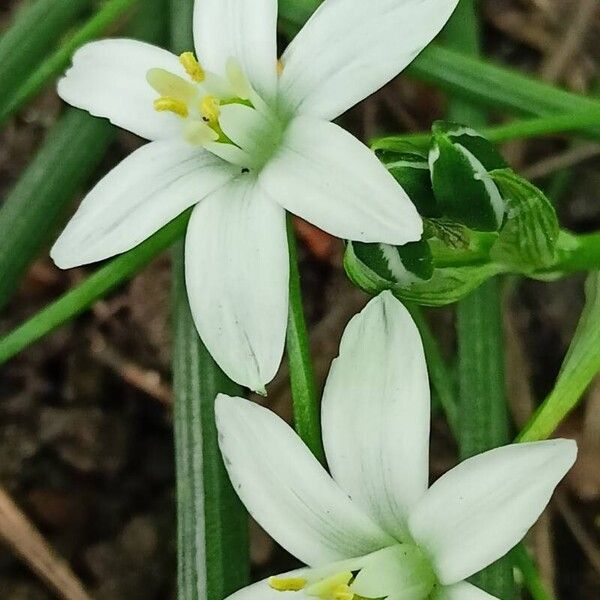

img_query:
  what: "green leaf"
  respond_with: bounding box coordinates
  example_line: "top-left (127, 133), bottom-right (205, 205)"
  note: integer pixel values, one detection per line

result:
top-left (490, 169), bottom-right (560, 272)
top-left (430, 133), bottom-right (504, 231)
top-left (0, 0), bottom-right (93, 113)
top-left (378, 145), bottom-right (438, 217)
top-left (172, 243), bottom-right (249, 600)
top-left (519, 271), bottom-right (600, 442)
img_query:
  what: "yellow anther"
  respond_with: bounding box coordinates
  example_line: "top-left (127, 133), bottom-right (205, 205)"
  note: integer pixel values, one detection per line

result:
top-left (268, 576), bottom-right (307, 592)
top-left (199, 95), bottom-right (221, 123)
top-left (153, 97), bottom-right (189, 118)
top-left (147, 68), bottom-right (197, 103)
top-left (306, 572), bottom-right (354, 599)
top-left (277, 59), bottom-right (284, 76)
top-left (180, 51), bottom-right (205, 82)
top-left (184, 121), bottom-right (219, 145)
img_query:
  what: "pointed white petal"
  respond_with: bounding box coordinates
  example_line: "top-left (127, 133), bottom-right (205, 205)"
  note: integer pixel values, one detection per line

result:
top-left (408, 440), bottom-right (578, 585)
top-left (215, 395), bottom-right (395, 566)
top-left (437, 582), bottom-right (500, 600)
top-left (51, 140), bottom-right (237, 268)
top-left (321, 292), bottom-right (429, 540)
top-left (279, 0), bottom-right (459, 120)
top-left (259, 116), bottom-right (422, 244)
top-left (185, 178), bottom-right (288, 392)
top-left (193, 0), bottom-right (278, 101)
top-left (58, 39), bottom-right (186, 140)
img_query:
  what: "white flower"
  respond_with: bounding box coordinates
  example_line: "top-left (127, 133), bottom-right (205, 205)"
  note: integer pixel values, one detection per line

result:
top-left (215, 291), bottom-right (577, 599)
top-left (51, 0), bottom-right (459, 392)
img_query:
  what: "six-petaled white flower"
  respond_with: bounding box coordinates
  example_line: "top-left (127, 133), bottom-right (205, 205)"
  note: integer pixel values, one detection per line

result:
top-left (215, 291), bottom-right (577, 600)
top-left (51, 0), bottom-right (459, 393)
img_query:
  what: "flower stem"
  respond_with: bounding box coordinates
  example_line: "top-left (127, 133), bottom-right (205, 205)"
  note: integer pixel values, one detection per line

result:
top-left (286, 215), bottom-right (326, 462)
top-left (446, 3), bottom-right (515, 598)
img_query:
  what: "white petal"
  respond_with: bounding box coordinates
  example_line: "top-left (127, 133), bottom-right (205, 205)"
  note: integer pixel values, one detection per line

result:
top-left (279, 0), bottom-right (459, 120)
top-left (51, 140), bottom-right (237, 268)
top-left (193, 0), bottom-right (278, 101)
top-left (58, 39), bottom-right (186, 140)
top-left (408, 440), bottom-right (578, 585)
top-left (259, 116), bottom-right (422, 244)
top-left (215, 395), bottom-right (395, 566)
top-left (437, 582), bottom-right (500, 600)
top-left (185, 178), bottom-right (288, 392)
top-left (321, 292), bottom-right (429, 540)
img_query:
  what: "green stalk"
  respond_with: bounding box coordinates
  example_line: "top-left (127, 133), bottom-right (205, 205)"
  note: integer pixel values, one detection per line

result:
top-left (286, 215), bottom-right (325, 462)
top-left (447, 3), bottom-right (514, 598)
top-left (169, 2), bottom-right (249, 598)
top-left (172, 243), bottom-right (249, 600)
top-left (0, 0), bottom-right (92, 112)
top-left (0, 0), bottom-right (139, 125)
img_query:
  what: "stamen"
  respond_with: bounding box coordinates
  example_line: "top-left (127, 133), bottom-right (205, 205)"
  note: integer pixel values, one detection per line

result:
top-left (306, 572), bottom-right (354, 599)
top-left (277, 59), bottom-right (284, 76)
top-left (179, 51), bottom-right (205, 82)
top-left (184, 121), bottom-right (219, 145)
top-left (226, 58), bottom-right (251, 100)
top-left (147, 69), bottom-right (197, 103)
top-left (268, 576), bottom-right (307, 592)
top-left (153, 97), bottom-right (189, 118)
top-left (199, 95), bottom-right (220, 124)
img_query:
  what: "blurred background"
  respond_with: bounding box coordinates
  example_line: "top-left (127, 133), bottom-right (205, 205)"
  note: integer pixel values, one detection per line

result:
top-left (0, 0), bottom-right (599, 598)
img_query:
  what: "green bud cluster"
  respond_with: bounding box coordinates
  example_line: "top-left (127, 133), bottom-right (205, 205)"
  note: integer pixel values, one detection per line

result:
top-left (345, 122), bottom-right (561, 306)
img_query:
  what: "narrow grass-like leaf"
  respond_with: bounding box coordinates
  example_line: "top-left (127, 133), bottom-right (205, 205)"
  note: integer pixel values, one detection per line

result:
top-left (172, 243), bottom-right (249, 600)
top-left (0, 0), bottom-right (92, 112)
top-left (286, 215), bottom-right (325, 463)
top-left (0, 109), bottom-right (113, 310)
top-left (519, 271), bottom-right (600, 442)
top-left (0, 0), bottom-right (139, 125)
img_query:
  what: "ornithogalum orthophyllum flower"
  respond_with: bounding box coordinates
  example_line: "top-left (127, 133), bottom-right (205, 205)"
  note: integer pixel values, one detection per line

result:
top-left (215, 292), bottom-right (577, 599)
top-left (51, 0), bottom-right (460, 393)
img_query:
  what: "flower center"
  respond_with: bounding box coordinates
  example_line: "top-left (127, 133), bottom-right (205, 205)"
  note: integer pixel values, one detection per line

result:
top-left (267, 544), bottom-right (437, 600)
top-left (147, 52), bottom-right (282, 171)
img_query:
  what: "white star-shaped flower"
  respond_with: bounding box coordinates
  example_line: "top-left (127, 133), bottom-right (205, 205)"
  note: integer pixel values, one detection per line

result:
top-left (215, 292), bottom-right (577, 599)
top-left (51, 0), bottom-right (459, 392)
